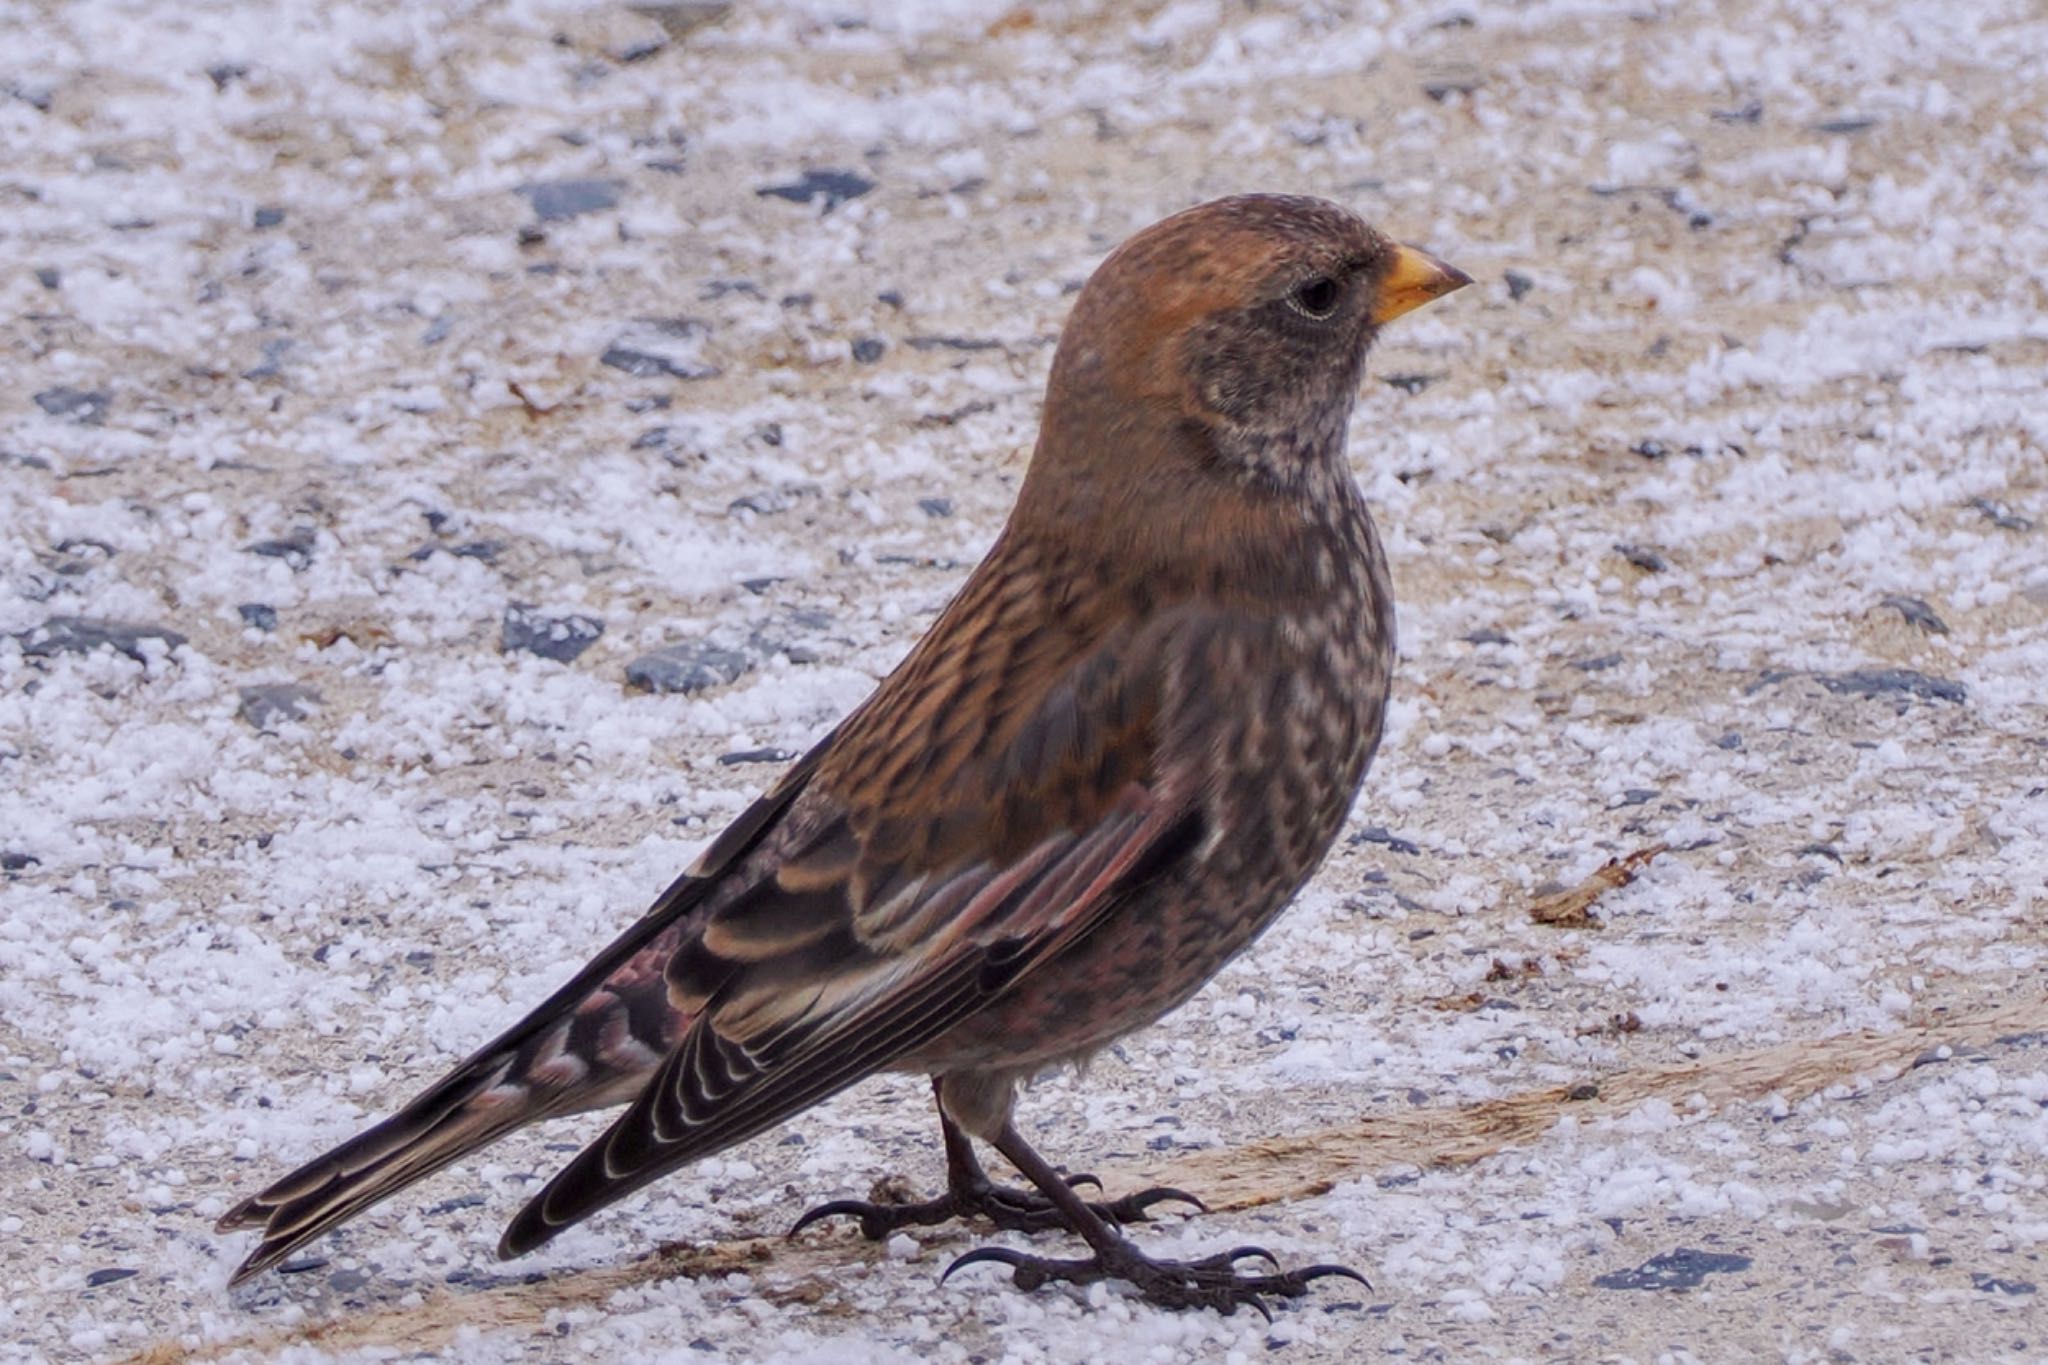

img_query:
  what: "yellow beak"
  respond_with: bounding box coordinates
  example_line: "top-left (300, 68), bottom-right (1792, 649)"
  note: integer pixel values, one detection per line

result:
top-left (1370, 243), bottom-right (1472, 325)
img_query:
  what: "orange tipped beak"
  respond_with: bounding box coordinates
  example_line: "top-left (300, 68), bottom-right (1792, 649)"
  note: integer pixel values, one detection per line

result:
top-left (1370, 243), bottom-right (1472, 325)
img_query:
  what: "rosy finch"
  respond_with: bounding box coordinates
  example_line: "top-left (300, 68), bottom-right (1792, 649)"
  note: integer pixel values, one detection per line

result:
top-left (220, 193), bottom-right (1468, 1314)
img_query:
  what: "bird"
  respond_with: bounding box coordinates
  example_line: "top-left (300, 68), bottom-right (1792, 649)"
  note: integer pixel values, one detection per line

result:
top-left (217, 192), bottom-right (1469, 1315)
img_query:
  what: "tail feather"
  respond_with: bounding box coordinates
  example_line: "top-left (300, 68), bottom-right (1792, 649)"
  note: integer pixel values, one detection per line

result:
top-left (218, 1065), bottom-right (530, 1284)
top-left (217, 877), bottom-right (706, 1284)
top-left (217, 743), bottom-right (829, 1284)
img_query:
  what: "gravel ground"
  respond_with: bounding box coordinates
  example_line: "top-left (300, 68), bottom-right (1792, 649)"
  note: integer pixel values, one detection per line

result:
top-left (3, 0), bottom-right (2046, 1361)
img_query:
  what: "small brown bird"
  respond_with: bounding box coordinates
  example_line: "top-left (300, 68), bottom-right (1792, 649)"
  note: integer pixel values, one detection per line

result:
top-left (218, 193), bottom-right (1468, 1314)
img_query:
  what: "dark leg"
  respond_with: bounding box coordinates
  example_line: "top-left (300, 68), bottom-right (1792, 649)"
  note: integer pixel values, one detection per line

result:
top-left (790, 1080), bottom-right (1202, 1240)
top-left (942, 1120), bottom-right (1370, 1318)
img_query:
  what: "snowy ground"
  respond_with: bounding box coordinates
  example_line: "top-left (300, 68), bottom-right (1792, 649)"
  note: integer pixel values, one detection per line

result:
top-left (4, 0), bottom-right (2047, 1360)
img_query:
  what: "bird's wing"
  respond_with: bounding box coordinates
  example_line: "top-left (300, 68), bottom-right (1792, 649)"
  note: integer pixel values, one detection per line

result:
top-left (498, 604), bottom-right (1235, 1257)
top-left (217, 735), bottom-right (839, 1284)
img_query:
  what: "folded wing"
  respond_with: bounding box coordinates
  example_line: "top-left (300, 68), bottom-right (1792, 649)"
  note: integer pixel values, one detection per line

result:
top-left (217, 740), bottom-right (835, 1284)
top-left (499, 604), bottom-right (1222, 1256)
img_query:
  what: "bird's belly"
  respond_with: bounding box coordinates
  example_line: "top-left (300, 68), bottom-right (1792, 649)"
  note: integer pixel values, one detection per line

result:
top-left (946, 880), bottom-right (1293, 1070)
top-left (916, 753), bottom-right (1372, 1072)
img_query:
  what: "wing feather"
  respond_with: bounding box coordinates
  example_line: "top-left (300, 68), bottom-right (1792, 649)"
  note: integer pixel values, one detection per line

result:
top-left (216, 731), bottom-right (839, 1283)
top-left (498, 789), bottom-right (1198, 1256)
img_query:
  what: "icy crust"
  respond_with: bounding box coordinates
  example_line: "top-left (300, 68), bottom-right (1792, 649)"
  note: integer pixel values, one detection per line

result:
top-left (3, 0), bottom-right (2045, 1360)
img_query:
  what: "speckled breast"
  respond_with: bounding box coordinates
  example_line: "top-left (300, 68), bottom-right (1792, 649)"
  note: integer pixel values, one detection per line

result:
top-left (918, 515), bottom-right (1395, 1075)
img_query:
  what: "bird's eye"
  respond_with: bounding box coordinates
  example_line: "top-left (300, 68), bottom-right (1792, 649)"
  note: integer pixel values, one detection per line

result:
top-left (1289, 275), bottom-right (1342, 319)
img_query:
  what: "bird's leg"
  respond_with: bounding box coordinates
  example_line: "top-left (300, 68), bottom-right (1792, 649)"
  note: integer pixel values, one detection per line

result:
top-left (790, 1080), bottom-right (1202, 1240)
top-left (941, 1121), bottom-right (1370, 1319)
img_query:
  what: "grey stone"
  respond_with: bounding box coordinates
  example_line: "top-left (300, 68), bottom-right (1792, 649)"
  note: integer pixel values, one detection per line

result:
top-left (756, 169), bottom-right (874, 211)
top-left (718, 746), bottom-right (794, 766)
top-left (409, 540), bottom-right (502, 564)
top-left (1817, 668), bottom-right (1967, 704)
top-left (1615, 543), bottom-right (1667, 573)
top-left (425, 1192), bottom-right (487, 1216)
top-left (16, 617), bottom-right (187, 663)
top-left (241, 339), bottom-right (293, 380)
top-left (34, 387), bottom-right (109, 425)
top-left (502, 604), bottom-right (604, 663)
top-left (237, 603), bottom-right (278, 632)
top-left (1595, 1247), bottom-right (1752, 1291)
top-left (1971, 1274), bottom-right (2036, 1295)
top-left (1349, 825), bottom-right (1421, 855)
top-left (601, 318), bottom-right (718, 381)
top-left (1879, 594), bottom-right (1949, 634)
top-left (518, 178), bottom-right (622, 222)
top-left (1381, 372), bottom-right (1438, 394)
top-left (906, 334), bottom-right (1002, 352)
top-left (625, 642), bottom-right (750, 695)
top-left (238, 683), bottom-right (322, 730)
top-left (244, 526), bottom-right (316, 570)
top-left (1970, 497), bottom-right (2034, 532)
top-left (628, 1), bottom-right (731, 38)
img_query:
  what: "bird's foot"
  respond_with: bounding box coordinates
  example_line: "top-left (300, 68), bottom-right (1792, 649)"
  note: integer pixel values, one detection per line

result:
top-left (791, 1172), bottom-right (1203, 1241)
top-left (942, 1239), bottom-right (1369, 1319)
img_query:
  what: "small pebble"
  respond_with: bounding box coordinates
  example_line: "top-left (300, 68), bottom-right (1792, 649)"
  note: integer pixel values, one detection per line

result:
top-left (16, 617), bottom-right (187, 663)
top-left (519, 178), bottom-right (622, 221)
top-left (625, 642), bottom-right (750, 694)
top-left (757, 169), bottom-right (874, 211)
top-left (33, 387), bottom-right (109, 425)
top-left (502, 604), bottom-right (605, 663)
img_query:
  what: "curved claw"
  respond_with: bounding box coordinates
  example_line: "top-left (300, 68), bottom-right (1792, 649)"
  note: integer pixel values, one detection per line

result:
top-left (1113, 1185), bottom-right (1207, 1218)
top-left (1224, 1245), bottom-right (1281, 1271)
top-left (1290, 1262), bottom-right (1374, 1293)
top-left (786, 1198), bottom-right (873, 1239)
top-left (941, 1245), bottom-right (1033, 1285)
top-left (1062, 1172), bottom-right (1104, 1193)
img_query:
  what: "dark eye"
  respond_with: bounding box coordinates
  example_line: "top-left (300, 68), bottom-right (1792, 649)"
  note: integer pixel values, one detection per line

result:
top-left (1289, 275), bottom-right (1342, 319)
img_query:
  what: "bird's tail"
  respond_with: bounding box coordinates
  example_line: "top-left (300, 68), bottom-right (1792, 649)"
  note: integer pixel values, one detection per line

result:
top-left (215, 756), bottom-right (826, 1285)
top-left (215, 1055), bottom-right (548, 1285)
top-left (217, 901), bottom-right (700, 1285)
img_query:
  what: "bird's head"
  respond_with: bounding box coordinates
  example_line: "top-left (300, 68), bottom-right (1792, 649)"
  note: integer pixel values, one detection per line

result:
top-left (1031, 194), bottom-right (1468, 511)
